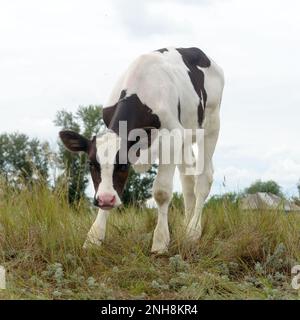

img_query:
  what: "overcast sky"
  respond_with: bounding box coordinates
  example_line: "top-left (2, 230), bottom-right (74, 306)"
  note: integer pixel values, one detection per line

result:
top-left (1, 0), bottom-right (299, 196)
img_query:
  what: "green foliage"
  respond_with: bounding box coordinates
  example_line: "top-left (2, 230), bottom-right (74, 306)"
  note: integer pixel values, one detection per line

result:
top-left (170, 192), bottom-right (184, 211)
top-left (244, 180), bottom-right (283, 197)
top-left (297, 181), bottom-right (300, 198)
top-left (292, 194), bottom-right (300, 206)
top-left (169, 254), bottom-right (190, 272)
top-left (54, 105), bottom-right (104, 204)
top-left (0, 132), bottom-right (49, 186)
top-left (122, 165), bottom-right (157, 206)
top-left (205, 192), bottom-right (241, 209)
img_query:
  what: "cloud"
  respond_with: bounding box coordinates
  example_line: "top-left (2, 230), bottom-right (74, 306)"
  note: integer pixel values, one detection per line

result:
top-left (111, 0), bottom-right (220, 38)
top-left (112, 1), bottom-right (189, 37)
top-left (262, 159), bottom-right (300, 185)
top-left (212, 144), bottom-right (300, 197)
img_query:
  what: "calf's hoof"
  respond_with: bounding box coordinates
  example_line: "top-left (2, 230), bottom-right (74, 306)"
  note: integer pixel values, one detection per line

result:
top-left (83, 238), bottom-right (102, 250)
top-left (185, 226), bottom-right (202, 243)
top-left (151, 243), bottom-right (169, 255)
top-left (151, 248), bottom-right (168, 256)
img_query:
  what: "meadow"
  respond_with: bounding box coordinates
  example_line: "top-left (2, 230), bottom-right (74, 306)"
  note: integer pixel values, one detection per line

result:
top-left (0, 180), bottom-right (300, 300)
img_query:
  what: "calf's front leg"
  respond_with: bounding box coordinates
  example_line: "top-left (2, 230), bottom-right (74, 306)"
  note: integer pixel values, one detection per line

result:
top-left (83, 209), bottom-right (110, 248)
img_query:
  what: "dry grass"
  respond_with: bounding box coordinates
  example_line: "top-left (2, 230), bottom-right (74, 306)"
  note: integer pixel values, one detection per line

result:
top-left (0, 180), bottom-right (300, 299)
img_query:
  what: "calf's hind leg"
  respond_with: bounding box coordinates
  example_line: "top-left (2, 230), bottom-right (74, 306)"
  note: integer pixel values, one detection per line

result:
top-left (186, 114), bottom-right (220, 242)
top-left (178, 162), bottom-right (196, 224)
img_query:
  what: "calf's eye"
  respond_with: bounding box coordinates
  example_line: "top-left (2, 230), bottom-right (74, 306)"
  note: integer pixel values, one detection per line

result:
top-left (88, 161), bottom-right (98, 168)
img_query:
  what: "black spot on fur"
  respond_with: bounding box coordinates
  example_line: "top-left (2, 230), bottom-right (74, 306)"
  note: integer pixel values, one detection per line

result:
top-left (176, 47), bottom-right (211, 68)
top-left (103, 104), bottom-right (117, 128)
top-left (107, 94), bottom-right (161, 135)
top-left (176, 47), bottom-right (211, 126)
top-left (177, 99), bottom-right (181, 124)
top-left (156, 48), bottom-right (168, 53)
top-left (119, 89), bottom-right (127, 100)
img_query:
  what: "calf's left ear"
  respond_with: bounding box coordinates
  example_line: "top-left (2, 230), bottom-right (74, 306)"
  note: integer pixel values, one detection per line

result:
top-left (59, 130), bottom-right (90, 153)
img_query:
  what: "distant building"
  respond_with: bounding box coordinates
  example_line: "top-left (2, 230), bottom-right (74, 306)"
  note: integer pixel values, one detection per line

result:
top-left (240, 192), bottom-right (300, 212)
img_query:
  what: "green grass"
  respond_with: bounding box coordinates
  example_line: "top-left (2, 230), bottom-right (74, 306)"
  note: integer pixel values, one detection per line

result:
top-left (0, 181), bottom-right (300, 300)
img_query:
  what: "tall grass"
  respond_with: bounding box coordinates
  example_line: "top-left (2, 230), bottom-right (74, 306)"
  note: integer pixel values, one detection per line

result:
top-left (0, 180), bottom-right (300, 299)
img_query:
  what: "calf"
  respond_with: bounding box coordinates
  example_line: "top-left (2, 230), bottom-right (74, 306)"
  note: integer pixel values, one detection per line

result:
top-left (60, 47), bottom-right (224, 253)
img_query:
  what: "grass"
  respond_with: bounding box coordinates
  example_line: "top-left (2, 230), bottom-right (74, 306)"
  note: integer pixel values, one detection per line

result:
top-left (0, 180), bottom-right (300, 300)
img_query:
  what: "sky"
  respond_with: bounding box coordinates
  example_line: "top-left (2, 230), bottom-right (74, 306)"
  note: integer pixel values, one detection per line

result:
top-left (0, 0), bottom-right (299, 196)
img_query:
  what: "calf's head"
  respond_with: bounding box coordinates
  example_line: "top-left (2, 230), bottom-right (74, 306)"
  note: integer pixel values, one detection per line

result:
top-left (59, 130), bottom-right (130, 210)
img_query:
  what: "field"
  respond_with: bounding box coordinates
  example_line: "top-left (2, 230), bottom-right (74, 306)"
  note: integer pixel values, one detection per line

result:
top-left (0, 181), bottom-right (300, 300)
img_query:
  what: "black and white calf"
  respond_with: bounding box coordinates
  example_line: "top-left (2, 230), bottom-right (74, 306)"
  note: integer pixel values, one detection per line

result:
top-left (60, 47), bottom-right (224, 253)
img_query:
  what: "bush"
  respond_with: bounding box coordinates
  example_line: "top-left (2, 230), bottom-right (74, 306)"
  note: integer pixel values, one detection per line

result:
top-left (170, 192), bottom-right (184, 211)
top-left (205, 192), bottom-right (241, 209)
top-left (244, 180), bottom-right (283, 197)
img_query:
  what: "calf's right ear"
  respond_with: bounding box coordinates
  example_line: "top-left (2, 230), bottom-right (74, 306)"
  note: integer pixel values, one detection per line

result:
top-left (59, 130), bottom-right (90, 153)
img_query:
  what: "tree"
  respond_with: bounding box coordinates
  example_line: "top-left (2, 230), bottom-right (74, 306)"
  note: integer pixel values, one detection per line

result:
top-left (122, 165), bottom-right (157, 206)
top-left (54, 105), bottom-right (104, 204)
top-left (0, 132), bottom-right (49, 186)
top-left (244, 180), bottom-right (283, 197)
top-left (297, 181), bottom-right (300, 198)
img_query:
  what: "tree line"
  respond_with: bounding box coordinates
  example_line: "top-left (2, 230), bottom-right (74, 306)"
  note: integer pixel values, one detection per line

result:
top-left (0, 105), bottom-right (156, 206)
top-left (1, 105), bottom-right (299, 207)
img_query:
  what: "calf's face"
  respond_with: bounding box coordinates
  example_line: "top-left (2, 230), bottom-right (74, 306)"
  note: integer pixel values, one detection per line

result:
top-left (59, 130), bottom-right (130, 210)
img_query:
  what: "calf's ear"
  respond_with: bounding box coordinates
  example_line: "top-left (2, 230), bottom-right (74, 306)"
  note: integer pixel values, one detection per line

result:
top-left (59, 130), bottom-right (90, 153)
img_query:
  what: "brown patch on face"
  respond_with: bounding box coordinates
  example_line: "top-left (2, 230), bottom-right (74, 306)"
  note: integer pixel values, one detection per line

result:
top-left (87, 136), bottom-right (102, 192)
top-left (113, 164), bottom-right (130, 197)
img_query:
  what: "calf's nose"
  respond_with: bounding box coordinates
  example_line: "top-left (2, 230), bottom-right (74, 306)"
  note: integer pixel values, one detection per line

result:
top-left (98, 193), bottom-right (116, 207)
